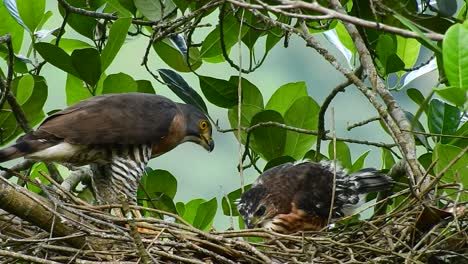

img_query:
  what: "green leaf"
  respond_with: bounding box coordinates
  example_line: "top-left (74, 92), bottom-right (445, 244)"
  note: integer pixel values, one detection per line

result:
top-left (448, 121), bottom-right (468, 148)
top-left (35, 42), bottom-right (79, 76)
top-left (153, 38), bottom-right (202, 72)
top-left (199, 75), bottom-right (237, 108)
top-left (176, 202), bottom-right (185, 217)
top-left (138, 169), bottom-right (178, 210)
top-left (434, 86), bottom-right (467, 107)
top-left (433, 144), bottom-right (468, 201)
top-left (229, 76), bottom-right (263, 108)
top-left (36, 10), bottom-right (52, 31)
top-left (335, 22), bottom-right (356, 54)
top-left (134, 0), bottom-right (175, 21)
top-left (266, 82), bottom-right (308, 116)
top-left (15, 74), bottom-right (34, 105)
top-left (58, 0), bottom-right (96, 39)
top-left (26, 163), bottom-right (50, 194)
top-left (381, 148), bottom-right (395, 170)
top-left (428, 99), bottom-right (461, 143)
top-left (222, 187), bottom-right (243, 216)
top-left (443, 22), bottom-right (468, 90)
top-left (393, 13), bottom-right (441, 54)
top-left (303, 149), bottom-right (328, 161)
top-left (264, 156), bottom-right (295, 171)
top-left (118, 0), bottom-right (137, 14)
top-left (405, 111), bottom-right (431, 149)
top-left (407, 88), bottom-right (426, 108)
top-left (251, 110), bottom-right (286, 161)
top-left (0, 2), bottom-right (24, 52)
top-left (396, 36), bottom-right (420, 76)
top-left (158, 69), bottom-right (207, 113)
top-left (328, 141), bottom-right (352, 169)
top-left (102, 73), bottom-right (138, 94)
top-left (136, 80), bottom-right (155, 94)
top-left (57, 38), bottom-right (92, 54)
top-left (350, 150), bottom-right (370, 173)
top-left (200, 13), bottom-right (248, 58)
top-left (101, 17), bottom-right (132, 71)
top-left (71, 48), bottom-right (102, 87)
top-left (228, 105), bottom-right (263, 144)
top-left (16, 0), bottom-right (45, 32)
top-left (181, 199), bottom-right (205, 224)
top-left (65, 73), bottom-right (91, 105)
top-left (192, 197), bottom-right (217, 230)
top-left (283, 96), bottom-right (319, 159)
top-left (104, 0), bottom-right (133, 17)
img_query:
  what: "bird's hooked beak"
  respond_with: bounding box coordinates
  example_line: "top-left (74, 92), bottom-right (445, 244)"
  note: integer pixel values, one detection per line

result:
top-left (200, 134), bottom-right (214, 152)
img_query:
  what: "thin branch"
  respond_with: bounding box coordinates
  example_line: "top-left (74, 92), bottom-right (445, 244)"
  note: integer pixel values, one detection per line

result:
top-left (227, 0), bottom-right (444, 41)
top-left (315, 66), bottom-right (363, 161)
top-left (347, 116), bottom-right (381, 131)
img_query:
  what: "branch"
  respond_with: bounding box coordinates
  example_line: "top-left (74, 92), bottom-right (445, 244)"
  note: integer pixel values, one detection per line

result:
top-left (227, 0), bottom-right (444, 41)
top-left (329, 0), bottom-right (425, 189)
top-left (315, 67), bottom-right (363, 161)
top-left (347, 116), bottom-right (381, 131)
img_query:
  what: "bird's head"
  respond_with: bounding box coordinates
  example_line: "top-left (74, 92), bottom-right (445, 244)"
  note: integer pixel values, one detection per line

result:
top-left (236, 185), bottom-right (277, 229)
top-left (180, 104), bottom-right (214, 152)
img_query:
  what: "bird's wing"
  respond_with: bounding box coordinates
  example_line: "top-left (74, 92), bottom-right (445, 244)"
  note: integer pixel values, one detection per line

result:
top-left (27, 93), bottom-right (179, 145)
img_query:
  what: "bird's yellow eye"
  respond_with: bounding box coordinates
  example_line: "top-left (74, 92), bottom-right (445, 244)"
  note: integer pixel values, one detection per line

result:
top-left (199, 120), bottom-right (208, 130)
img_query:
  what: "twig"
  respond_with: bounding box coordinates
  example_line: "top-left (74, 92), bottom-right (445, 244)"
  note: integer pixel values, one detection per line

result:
top-left (315, 67), bottom-right (363, 161)
top-left (347, 116), bottom-right (381, 131)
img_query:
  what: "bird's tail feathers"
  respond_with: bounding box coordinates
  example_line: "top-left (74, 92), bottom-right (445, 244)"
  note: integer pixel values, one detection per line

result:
top-left (349, 168), bottom-right (393, 194)
top-left (0, 140), bottom-right (56, 163)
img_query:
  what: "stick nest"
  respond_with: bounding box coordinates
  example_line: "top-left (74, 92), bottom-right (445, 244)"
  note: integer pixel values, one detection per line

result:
top-left (0, 177), bottom-right (466, 264)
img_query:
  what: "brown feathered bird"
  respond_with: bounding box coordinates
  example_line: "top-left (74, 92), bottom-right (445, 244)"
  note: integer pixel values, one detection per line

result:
top-left (0, 93), bottom-right (214, 206)
top-left (237, 161), bottom-right (392, 233)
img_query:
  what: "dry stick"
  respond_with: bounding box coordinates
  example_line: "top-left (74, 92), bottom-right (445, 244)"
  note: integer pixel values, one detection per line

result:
top-left (347, 116), bottom-right (381, 131)
top-left (315, 67), bottom-right (362, 161)
top-left (0, 34), bottom-right (14, 109)
top-left (327, 108), bottom-right (337, 226)
top-left (0, 249), bottom-right (62, 264)
top-left (237, 6), bottom-right (245, 192)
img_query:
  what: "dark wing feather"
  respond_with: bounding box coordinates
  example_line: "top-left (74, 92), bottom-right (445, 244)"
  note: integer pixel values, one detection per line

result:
top-left (24, 93), bottom-right (179, 145)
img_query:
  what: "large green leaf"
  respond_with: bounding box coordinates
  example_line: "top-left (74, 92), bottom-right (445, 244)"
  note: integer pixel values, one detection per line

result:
top-left (448, 121), bottom-right (468, 148)
top-left (428, 99), bottom-right (461, 143)
top-left (16, 0), bottom-right (45, 32)
top-left (153, 38), bottom-right (202, 72)
top-left (350, 150), bottom-right (370, 173)
top-left (0, 2), bottom-right (24, 52)
top-left (381, 148), bottom-right (395, 170)
top-left (57, 38), bottom-right (92, 54)
top-left (136, 80), bottom-right (155, 94)
top-left (433, 86), bottom-right (467, 107)
top-left (192, 197), bottom-right (217, 230)
top-left (58, 0), bottom-right (97, 39)
top-left (265, 82), bottom-right (308, 116)
top-left (199, 75), bottom-right (237, 108)
top-left (180, 199), bottom-right (205, 224)
top-left (283, 96), bottom-right (319, 159)
top-left (264, 156), bottom-right (295, 171)
top-left (35, 42), bottom-right (79, 76)
top-left (328, 141), bottom-right (352, 169)
top-left (405, 111), bottom-right (431, 149)
top-left (200, 13), bottom-right (248, 58)
top-left (138, 169), bottom-right (177, 199)
top-left (396, 36), bottom-right (420, 76)
top-left (65, 73), bottom-right (91, 106)
top-left (251, 110), bottom-right (286, 161)
top-left (15, 74), bottom-right (34, 105)
top-left (26, 163), bottom-right (50, 194)
top-left (101, 17), bottom-right (132, 71)
top-left (71, 48), bottom-right (102, 87)
top-left (102, 73), bottom-right (137, 94)
top-left (134, 0), bottom-right (175, 21)
top-left (158, 69), bottom-right (207, 113)
top-left (227, 77), bottom-right (264, 143)
top-left (443, 22), bottom-right (468, 90)
top-left (228, 105), bottom-right (263, 144)
top-left (433, 144), bottom-right (468, 202)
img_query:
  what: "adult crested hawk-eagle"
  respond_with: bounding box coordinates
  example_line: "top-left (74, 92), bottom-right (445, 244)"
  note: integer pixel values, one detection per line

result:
top-left (237, 161), bottom-right (392, 233)
top-left (0, 92), bottom-right (214, 206)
